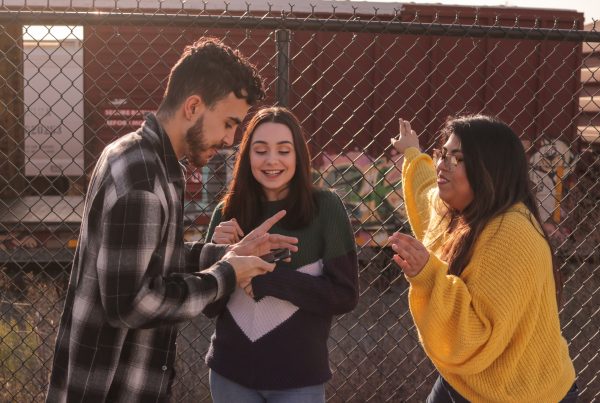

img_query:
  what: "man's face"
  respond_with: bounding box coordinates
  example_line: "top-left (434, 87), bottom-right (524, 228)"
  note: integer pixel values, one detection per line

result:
top-left (184, 92), bottom-right (249, 168)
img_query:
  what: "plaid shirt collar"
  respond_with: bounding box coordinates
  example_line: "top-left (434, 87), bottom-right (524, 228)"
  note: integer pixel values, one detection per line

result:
top-left (142, 113), bottom-right (186, 184)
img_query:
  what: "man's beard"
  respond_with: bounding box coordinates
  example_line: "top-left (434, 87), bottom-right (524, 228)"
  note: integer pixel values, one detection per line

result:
top-left (184, 115), bottom-right (211, 168)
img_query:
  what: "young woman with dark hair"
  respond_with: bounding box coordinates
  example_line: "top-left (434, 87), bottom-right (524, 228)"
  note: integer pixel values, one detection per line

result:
top-left (389, 115), bottom-right (577, 403)
top-left (203, 106), bottom-right (359, 403)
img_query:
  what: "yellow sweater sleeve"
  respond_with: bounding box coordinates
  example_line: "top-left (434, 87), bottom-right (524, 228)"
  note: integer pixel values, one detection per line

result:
top-left (406, 208), bottom-right (552, 376)
top-left (401, 147), bottom-right (437, 241)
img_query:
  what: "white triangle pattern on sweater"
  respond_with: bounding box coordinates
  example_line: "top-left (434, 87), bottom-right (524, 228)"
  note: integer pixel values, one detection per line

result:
top-left (227, 259), bottom-right (324, 342)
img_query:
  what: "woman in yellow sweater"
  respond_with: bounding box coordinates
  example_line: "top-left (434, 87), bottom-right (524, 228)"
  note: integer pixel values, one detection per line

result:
top-left (389, 115), bottom-right (577, 403)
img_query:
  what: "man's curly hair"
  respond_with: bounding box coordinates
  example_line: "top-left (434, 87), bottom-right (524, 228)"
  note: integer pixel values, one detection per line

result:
top-left (158, 37), bottom-right (265, 115)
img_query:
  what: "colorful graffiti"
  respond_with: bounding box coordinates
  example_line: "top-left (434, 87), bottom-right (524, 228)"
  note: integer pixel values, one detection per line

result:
top-left (313, 151), bottom-right (407, 246)
top-left (184, 140), bottom-right (578, 246)
top-left (529, 139), bottom-right (577, 224)
top-left (310, 139), bottom-right (578, 246)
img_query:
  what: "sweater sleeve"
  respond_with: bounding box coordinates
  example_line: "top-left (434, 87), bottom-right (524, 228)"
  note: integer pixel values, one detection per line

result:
top-left (252, 191), bottom-right (359, 316)
top-left (205, 203), bottom-right (224, 243)
top-left (402, 147), bottom-right (437, 241)
top-left (406, 210), bottom-right (550, 375)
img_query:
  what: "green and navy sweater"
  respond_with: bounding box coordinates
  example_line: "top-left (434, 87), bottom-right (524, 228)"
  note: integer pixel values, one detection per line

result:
top-left (203, 189), bottom-right (359, 390)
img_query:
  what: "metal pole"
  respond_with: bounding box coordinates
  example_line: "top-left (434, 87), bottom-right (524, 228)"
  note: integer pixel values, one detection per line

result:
top-left (275, 29), bottom-right (291, 107)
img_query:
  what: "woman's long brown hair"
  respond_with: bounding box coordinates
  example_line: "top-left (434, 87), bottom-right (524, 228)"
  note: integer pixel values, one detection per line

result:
top-left (221, 107), bottom-right (317, 232)
top-left (437, 115), bottom-right (563, 306)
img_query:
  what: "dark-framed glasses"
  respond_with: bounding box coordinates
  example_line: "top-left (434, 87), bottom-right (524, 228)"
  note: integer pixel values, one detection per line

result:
top-left (433, 148), bottom-right (461, 171)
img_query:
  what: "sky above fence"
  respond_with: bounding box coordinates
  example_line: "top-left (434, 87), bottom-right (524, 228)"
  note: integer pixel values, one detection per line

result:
top-left (373, 0), bottom-right (599, 23)
top-left (2, 0), bottom-right (599, 23)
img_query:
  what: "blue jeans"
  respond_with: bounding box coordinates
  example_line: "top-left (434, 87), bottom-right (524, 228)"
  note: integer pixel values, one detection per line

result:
top-left (426, 375), bottom-right (578, 403)
top-left (209, 370), bottom-right (326, 403)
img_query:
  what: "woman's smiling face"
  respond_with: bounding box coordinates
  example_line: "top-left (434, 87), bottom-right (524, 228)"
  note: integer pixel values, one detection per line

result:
top-left (250, 121), bottom-right (297, 201)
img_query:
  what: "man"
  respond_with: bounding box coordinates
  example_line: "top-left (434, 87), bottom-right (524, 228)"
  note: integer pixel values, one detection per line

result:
top-left (46, 37), bottom-right (297, 402)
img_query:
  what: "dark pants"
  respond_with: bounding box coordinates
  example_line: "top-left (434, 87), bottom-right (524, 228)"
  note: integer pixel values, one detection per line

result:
top-left (426, 375), bottom-right (578, 403)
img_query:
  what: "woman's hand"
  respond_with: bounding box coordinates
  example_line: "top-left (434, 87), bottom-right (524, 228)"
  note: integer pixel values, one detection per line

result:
top-left (212, 218), bottom-right (244, 244)
top-left (391, 118), bottom-right (420, 154)
top-left (388, 232), bottom-right (430, 277)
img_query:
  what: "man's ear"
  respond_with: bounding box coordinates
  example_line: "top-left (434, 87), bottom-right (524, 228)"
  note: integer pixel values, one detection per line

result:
top-left (183, 95), bottom-right (206, 120)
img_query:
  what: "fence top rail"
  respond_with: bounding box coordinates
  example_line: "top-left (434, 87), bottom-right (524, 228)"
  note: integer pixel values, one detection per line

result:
top-left (0, 0), bottom-right (584, 15)
top-left (0, 9), bottom-right (599, 42)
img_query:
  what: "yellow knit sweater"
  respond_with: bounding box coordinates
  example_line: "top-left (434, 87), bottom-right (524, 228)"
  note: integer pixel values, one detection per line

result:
top-left (401, 147), bottom-right (575, 403)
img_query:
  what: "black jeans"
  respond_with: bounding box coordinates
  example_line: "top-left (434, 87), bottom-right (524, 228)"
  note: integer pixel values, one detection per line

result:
top-left (426, 375), bottom-right (578, 403)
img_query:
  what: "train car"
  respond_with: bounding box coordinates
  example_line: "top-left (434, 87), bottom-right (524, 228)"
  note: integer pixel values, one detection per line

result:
top-left (0, 1), bottom-right (585, 266)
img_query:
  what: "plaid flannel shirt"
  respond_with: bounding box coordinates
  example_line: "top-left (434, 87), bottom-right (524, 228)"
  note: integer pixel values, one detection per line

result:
top-left (46, 114), bottom-right (235, 403)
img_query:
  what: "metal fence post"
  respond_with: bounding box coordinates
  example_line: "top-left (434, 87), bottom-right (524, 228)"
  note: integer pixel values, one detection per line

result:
top-left (275, 29), bottom-right (291, 107)
top-left (0, 24), bottom-right (24, 199)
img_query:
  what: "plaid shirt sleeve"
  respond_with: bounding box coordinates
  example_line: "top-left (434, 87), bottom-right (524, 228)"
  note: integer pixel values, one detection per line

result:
top-left (97, 189), bottom-right (235, 328)
top-left (186, 241), bottom-right (230, 273)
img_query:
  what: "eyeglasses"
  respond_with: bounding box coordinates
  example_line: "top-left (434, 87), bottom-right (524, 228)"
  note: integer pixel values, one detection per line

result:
top-left (432, 148), bottom-right (462, 172)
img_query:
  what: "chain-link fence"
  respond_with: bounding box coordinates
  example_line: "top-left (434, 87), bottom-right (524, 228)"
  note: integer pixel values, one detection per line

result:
top-left (0, 1), bottom-right (599, 401)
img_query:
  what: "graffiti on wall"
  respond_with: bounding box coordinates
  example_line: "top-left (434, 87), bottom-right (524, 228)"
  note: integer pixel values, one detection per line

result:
top-left (529, 139), bottom-right (577, 223)
top-left (313, 151), bottom-right (407, 246)
top-left (182, 139), bottom-right (578, 246)
top-left (308, 139), bottom-right (578, 246)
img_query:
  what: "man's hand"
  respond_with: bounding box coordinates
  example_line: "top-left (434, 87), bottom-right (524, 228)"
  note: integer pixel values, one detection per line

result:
top-left (222, 252), bottom-right (275, 286)
top-left (239, 278), bottom-right (254, 298)
top-left (391, 118), bottom-right (420, 154)
top-left (230, 210), bottom-right (298, 259)
top-left (212, 218), bottom-right (244, 244)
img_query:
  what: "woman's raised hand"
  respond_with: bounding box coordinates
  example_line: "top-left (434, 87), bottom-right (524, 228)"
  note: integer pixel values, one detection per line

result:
top-left (391, 118), bottom-right (420, 154)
